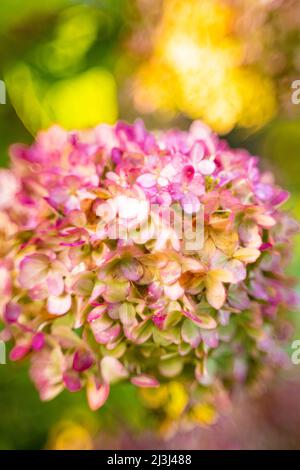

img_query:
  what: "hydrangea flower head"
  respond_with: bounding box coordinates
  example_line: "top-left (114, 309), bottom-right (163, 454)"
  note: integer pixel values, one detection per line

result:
top-left (0, 120), bottom-right (298, 420)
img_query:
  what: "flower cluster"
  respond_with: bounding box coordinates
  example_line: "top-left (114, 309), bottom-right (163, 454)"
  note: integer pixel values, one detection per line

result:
top-left (0, 120), bottom-right (298, 417)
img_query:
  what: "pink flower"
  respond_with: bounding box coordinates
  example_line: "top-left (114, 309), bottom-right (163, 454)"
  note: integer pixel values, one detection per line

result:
top-left (0, 170), bottom-right (19, 210)
top-left (0, 120), bottom-right (298, 418)
top-left (73, 349), bottom-right (94, 372)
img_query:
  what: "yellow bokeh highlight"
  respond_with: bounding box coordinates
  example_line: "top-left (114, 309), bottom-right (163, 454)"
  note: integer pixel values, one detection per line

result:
top-left (165, 381), bottom-right (189, 419)
top-left (134, 0), bottom-right (277, 133)
top-left (5, 64), bottom-right (118, 134)
top-left (140, 381), bottom-right (188, 419)
top-left (140, 384), bottom-right (169, 410)
top-left (191, 403), bottom-right (217, 426)
top-left (44, 67), bottom-right (118, 130)
top-left (47, 420), bottom-right (93, 450)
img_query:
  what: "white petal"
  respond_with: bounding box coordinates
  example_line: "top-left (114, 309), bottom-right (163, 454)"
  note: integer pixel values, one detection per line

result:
top-left (47, 294), bottom-right (71, 315)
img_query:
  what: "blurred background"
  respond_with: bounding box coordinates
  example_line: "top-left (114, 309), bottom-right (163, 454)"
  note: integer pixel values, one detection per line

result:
top-left (0, 0), bottom-right (300, 449)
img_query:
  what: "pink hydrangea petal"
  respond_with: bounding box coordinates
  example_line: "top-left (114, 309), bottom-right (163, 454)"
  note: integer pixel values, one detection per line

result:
top-left (201, 330), bottom-right (219, 348)
top-left (28, 283), bottom-right (49, 301)
top-left (228, 285), bottom-right (250, 310)
top-left (4, 302), bottom-right (21, 323)
top-left (48, 186), bottom-right (68, 206)
top-left (254, 213), bottom-right (276, 228)
top-left (118, 303), bottom-right (136, 326)
top-left (164, 282), bottom-right (184, 301)
top-left (47, 294), bottom-right (72, 315)
top-left (87, 377), bottom-right (110, 411)
top-left (47, 272), bottom-right (64, 296)
top-left (160, 163), bottom-right (177, 180)
top-left (234, 247), bottom-right (261, 264)
top-left (225, 259), bottom-right (246, 283)
top-left (272, 190), bottom-right (289, 207)
top-left (72, 272), bottom-right (95, 297)
top-left (63, 371), bottom-right (82, 392)
top-left (0, 169), bottom-right (19, 209)
top-left (131, 375), bottom-right (160, 388)
top-left (94, 324), bottom-right (121, 344)
top-left (198, 159), bottom-right (216, 175)
top-left (239, 221), bottom-right (262, 248)
top-left (10, 344), bottom-right (30, 361)
top-left (205, 274), bottom-right (226, 310)
top-left (181, 194), bottom-right (201, 214)
top-left (87, 305), bottom-right (107, 323)
top-left (19, 254), bottom-right (49, 289)
top-left (182, 165), bottom-right (195, 182)
top-left (136, 173), bottom-right (156, 188)
top-left (260, 242), bottom-right (272, 251)
top-left (0, 263), bottom-right (12, 297)
top-left (190, 142), bottom-right (205, 163)
top-left (101, 356), bottom-right (128, 384)
top-left (89, 316), bottom-right (114, 343)
top-left (121, 259), bottom-right (143, 281)
top-left (31, 332), bottom-right (45, 351)
top-left (152, 310), bottom-right (167, 330)
top-left (73, 349), bottom-right (94, 372)
top-left (181, 319), bottom-right (202, 348)
top-left (182, 310), bottom-right (217, 329)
